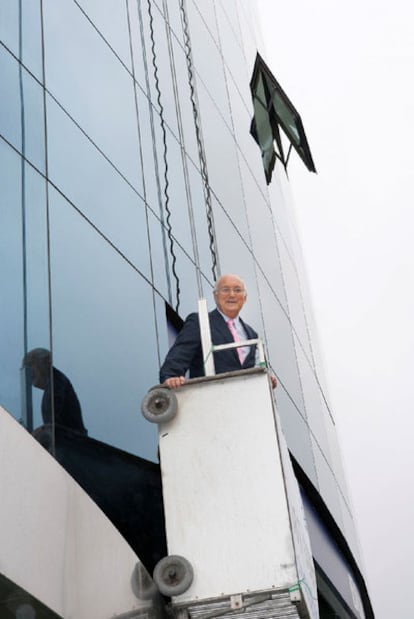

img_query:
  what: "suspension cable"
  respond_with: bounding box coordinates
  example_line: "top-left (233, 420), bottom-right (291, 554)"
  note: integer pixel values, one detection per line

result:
top-left (146, 0), bottom-right (181, 312)
top-left (178, 0), bottom-right (220, 283)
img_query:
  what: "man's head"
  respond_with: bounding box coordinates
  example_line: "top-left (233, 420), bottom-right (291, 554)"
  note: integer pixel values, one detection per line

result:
top-left (213, 274), bottom-right (247, 319)
top-left (22, 348), bottom-right (51, 389)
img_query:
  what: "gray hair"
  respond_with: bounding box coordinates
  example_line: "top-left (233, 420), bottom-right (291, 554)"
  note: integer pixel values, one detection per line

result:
top-left (213, 274), bottom-right (247, 294)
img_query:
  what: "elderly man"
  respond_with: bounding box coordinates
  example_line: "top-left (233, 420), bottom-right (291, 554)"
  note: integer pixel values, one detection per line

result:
top-left (159, 274), bottom-right (276, 388)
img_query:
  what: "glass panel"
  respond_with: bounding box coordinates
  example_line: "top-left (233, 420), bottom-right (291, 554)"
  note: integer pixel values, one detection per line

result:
top-left (43, 0), bottom-right (142, 188)
top-left (212, 199), bottom-right (256, 285)
top-left (186, 159), bottom-right (217, 288)
top-left (215, 1), bottom-right (251, 106)
top-left (24, 166), bottom-right (51, 431)
top-left (137, 0), bottom-right (179, 139)
top-left (275, 385), bottom-right (318, 487)
top-left (187, 0), bottom-right (219, 47)
top-left (0, 141), bottom-right (24, 419)
top-left (76, 0), bottom-right (132, 69)
top-left (312, 437), bottom-right (344, 531)
top-left (161, 128), bottom-right (194, 258)
top-left (49, 186), bottom-right (159, 461)
top-left (271, 89), bottom-right (301, 145)
top-left (170, 38), bottom-right (201, 167)
top-left (0, 150), bottom-right (50, 432)
top-left (279, 238), bottom-right (313, 361)
top-left (185, 1), bottom-right (229, 121)
top-left (46, 95), bottom-right (151, 278)
top-left (236, 0), bottom-right (258, 71)
top-left (147, 209), bottom-right (171, 302)
top-left (240, 158), bottom-right (288, 312)
top-left (256, 271), bottom-right (305, 414)
top-left (0, 45), bottom-right (21, 150)
top-left (226, 76), bottom-right (265, 179)
top-left (0, 1), bottom-right (19, 56)
top-left (21, 0), bottom-right (43, 80)
top-left (135, 86), bottom-right (162, 212)
top-left (252, 96), bottom-right (277, 180)
top-left (169, 247), bottom-right (199, 319)
top-left (198, 86), bottom-right (249, 239)
top-left (296, 340), bottom-right (331, 457)
top-left (126, 0), bottom-right (147, 91)
top-left (22, 68), bottom-right (46, 172)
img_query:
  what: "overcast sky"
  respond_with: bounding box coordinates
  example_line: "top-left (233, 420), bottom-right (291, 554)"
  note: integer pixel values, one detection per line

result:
top-left (257, 1), bottom-right (414, 617)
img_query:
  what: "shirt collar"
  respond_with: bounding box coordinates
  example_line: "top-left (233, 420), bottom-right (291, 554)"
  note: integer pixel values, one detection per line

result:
top-left (217, 308), bottom-right (241, 326)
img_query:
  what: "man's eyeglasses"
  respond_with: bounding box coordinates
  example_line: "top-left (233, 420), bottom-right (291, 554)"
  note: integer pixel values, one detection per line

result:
top-left (216, 287), bottom-right (245, 295)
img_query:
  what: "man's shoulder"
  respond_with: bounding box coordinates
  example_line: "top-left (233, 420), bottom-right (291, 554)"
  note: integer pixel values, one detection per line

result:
top-left (239, 316), bottom-right (258, 337)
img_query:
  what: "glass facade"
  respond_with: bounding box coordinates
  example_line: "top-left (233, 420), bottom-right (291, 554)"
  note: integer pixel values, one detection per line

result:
top-left (0, 0), bottom-right (372, 616)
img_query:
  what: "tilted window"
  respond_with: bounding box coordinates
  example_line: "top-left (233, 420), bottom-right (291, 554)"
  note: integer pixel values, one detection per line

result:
top-left (250, 53), bottom-right (316, 184)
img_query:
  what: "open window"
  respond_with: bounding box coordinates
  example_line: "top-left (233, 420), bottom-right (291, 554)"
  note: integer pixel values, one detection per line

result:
top-left (250, 53), bottom-right (316, 184)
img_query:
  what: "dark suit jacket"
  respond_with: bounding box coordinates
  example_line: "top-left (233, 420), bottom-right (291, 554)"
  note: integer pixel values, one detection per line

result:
top-left (42, 368), bottom-right (87, 434)
top-left (159, 308), bottom-right (258, 382)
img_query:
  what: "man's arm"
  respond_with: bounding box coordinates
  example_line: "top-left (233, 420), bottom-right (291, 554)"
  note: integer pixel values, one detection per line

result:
top-left (159, 313), bottom-right (202, 387)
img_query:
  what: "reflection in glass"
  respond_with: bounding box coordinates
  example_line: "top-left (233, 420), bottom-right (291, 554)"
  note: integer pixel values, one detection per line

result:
top-left (22, 348), bottom-right (87, 435)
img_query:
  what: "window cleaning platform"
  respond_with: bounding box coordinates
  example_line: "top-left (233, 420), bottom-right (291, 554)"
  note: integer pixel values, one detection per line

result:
top-left (142, 368), bottom-right (319, 619)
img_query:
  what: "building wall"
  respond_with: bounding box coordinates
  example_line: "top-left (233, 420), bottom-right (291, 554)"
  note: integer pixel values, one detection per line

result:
top-left (0, 0), bottom-right (362, 603)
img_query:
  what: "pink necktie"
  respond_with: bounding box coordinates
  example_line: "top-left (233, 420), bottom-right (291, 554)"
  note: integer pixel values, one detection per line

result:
top-left (227, 319), bottom-right (244, 364)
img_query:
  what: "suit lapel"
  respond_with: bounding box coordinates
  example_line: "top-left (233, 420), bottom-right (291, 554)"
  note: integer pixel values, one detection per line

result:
top-left (239, 317), bottom-right (256, 366)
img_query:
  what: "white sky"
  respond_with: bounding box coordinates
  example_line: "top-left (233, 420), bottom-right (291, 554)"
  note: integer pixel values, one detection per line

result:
top-left (257, 1), bottom-right (414, 617)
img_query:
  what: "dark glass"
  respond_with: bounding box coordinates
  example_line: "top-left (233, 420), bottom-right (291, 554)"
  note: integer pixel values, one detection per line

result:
top-left (0, 141), bottom-right (24, 419)
top-left (48, 186), bottom-right (160, 461)
top-left (275, 385), bottom-right (318, 487)
top-left (0, 144), bottom-right (49, 432)
top-left (312, 438), bottom-right (344, 530)
top-left (24, 166), bottom-right (51, 430)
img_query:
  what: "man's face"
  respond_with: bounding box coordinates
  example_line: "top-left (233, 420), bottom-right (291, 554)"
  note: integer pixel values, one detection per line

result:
top-left (214, 275), bottom-right (247, 318)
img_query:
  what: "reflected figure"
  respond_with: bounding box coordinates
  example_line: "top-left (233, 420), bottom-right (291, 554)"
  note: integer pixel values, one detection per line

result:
top-left (22, 348), bottom-right (87, 435)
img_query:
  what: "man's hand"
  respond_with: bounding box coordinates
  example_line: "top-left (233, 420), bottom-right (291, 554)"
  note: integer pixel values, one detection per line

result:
top-left (164, 376), bottom-right (186, 389)
top-left (269, 373), bottom-right (277, 389)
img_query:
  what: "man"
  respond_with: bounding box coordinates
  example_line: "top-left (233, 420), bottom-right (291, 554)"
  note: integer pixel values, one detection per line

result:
top-left (22, 348), bottom-right (87, 434)
top-left (159, 274), bottom-right (277, 388)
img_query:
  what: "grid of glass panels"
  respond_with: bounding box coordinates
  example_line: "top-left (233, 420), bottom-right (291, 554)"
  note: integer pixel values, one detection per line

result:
top-left (0, 0), bottom-right (359, 576)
